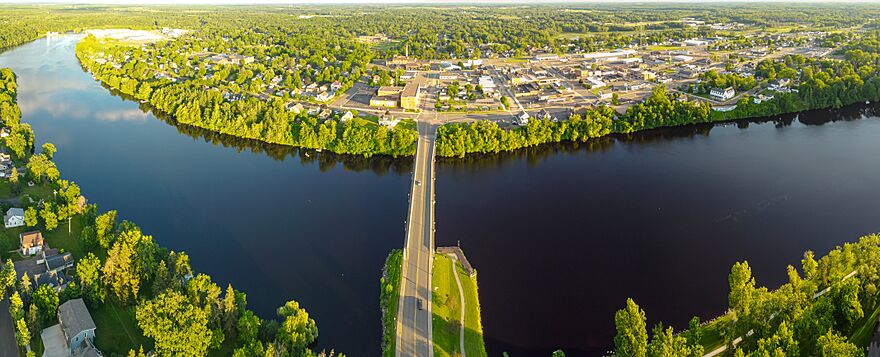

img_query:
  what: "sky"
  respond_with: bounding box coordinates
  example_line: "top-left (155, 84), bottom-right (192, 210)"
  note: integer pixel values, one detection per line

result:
top-left (3, 0), bottom-right (879, 3)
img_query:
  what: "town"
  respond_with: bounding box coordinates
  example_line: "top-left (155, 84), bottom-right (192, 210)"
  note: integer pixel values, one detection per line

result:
top-left (77, 20), bottom-right (839, 132)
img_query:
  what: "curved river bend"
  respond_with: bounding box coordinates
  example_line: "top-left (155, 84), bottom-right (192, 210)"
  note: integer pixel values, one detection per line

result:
top-left (4, 36), bottom-right (880, 355)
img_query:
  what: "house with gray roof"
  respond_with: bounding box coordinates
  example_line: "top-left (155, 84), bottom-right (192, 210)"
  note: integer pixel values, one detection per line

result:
top-left (41, 298), bottom-right (100, 357)
top-left (4, 207), bottom-right (24, 228)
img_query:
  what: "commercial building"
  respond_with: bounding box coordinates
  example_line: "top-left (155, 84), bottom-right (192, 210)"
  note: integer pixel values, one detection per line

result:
top-left (400, 82), bottom-right (422, 110)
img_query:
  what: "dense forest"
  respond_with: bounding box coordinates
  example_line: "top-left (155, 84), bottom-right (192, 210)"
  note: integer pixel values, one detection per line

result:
top-left (0, 69), bottom-right (336, 357)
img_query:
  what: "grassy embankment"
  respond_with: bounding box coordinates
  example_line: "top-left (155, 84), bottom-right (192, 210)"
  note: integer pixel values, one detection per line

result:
top-left (381, 249), bottom-right (403, 357)
top-left (0, 179), bottom-right (150, 355)
top-left (432, 254), bottom-right (486, 357)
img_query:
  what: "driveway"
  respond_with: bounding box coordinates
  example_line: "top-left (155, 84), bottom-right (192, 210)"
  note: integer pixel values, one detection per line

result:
top-left (0, 298), bottom-right (19, 357)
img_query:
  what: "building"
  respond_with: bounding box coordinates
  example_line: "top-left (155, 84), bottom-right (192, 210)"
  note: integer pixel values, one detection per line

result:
top-left (710, 87), bottom-right (735, 101)
top-left (672, 55), bottom-right (694, 63)
top-left (20, 230), bottom-right (43, 256)
top-left (14, 247), bottom-right (75, 291)
top-left (378, 111), bottom-right (400, 128)
top-left (533, 54), bottom-right (559, 61)
top-left (582, 49), bottom-right (637, 62)
top-left (41, 298), bottom-right (99, 357)
top-left (684, 39), bottom-right (708, 46)
top-left (385, 55), bottom-right (409, 67)
top-left (377, 86), bottom-right (403, 97)
top-left (285, 102), bottom-right (304, 114)
top-left (340, 111), bottom-right (354, 122)
top-left (4, 207), bottom-right (24, 228)
top-left (515, 112), bottom-right (530, 126)
top-left (400, 82), bottom-right (421, 110)
top-left (370, 96), bottom-right (398, 108)
top-left (754, 93), bottom-right (775, 104)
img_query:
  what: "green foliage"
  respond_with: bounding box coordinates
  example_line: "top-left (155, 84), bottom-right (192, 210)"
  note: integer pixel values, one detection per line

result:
top-left (77, 253), bottom-right (105, 303)
top-left (816, 330), bottom-right (862, 357)
top-left (276, 300), bottom-right (319, 355)
top-left (614, 298), bottom-right (648, 357)
top-left (380, 249), bottom-right (402, 357)
top-left (75, 33), bottom-right (417, 158)
top-left (137, 290), bottom-right (212, 357)
top-left (32, 284), bottom-right (59, 325)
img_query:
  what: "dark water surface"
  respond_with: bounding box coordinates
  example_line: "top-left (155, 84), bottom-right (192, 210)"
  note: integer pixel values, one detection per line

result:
top-left (0, 36), bottom-right (412, 355)
top-left (436, 107), bottom-right (880, 355)
top-left (4, 35), bottom-right (880, 356)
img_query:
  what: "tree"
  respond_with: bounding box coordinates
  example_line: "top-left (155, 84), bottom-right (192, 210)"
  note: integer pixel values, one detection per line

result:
top-left (15, 318), bottom-right (29, 349)
top-left (19, 273), bottom-right (31, 297)
top-left (136, 291), bottom-right (212, 356)
top-left (0, 259), bottom-right (15, 297)
top-left (77, 253), bottom-right (104, 303)
top-left (40, 202), bottom-right (58, 231)
top-left (647, 324), bottom-right (700, 357)
top-left (816, 330), bottom-right (861, 356)
top-left (103, 239), bottom-right (140, 303)
top-left (238, 310), bottom-right (261, 344)
top-left (222, 284), bottom-right (239, 337)
top-left (41, 142), bottom-right (56, 159)
top-left (9, 166), bottom-right (19, 186)
top-left (614, 298), bottom-right (647, 357)
top-left (803, 251), bottom-right (819, 281)
top-left (95, 210), bottom-right (118, 250)
top-left (729, 261), bottom-right (755, 319)
top-left (551, 350), bottom-right (565, 357)
top-left (24, 207), bottom-right (37, 227)
top-left (9, 291), bottom-right (23, 321)
top-left (32, 284), bottom-right (59, 325)
top-left (276, 300), bottom-right (318, 354)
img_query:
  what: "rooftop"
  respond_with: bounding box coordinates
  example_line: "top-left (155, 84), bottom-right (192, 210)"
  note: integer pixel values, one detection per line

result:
top-left (59, 299), bottom-right (96, 342)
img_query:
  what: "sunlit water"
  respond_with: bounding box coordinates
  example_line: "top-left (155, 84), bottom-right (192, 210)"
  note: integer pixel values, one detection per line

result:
top-left (0, 35), bottom-right (412, 355)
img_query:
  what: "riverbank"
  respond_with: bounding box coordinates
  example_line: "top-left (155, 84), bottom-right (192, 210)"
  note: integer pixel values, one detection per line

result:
top-left (0, 67), bottom-right (322, 356)
top-left (432, 250), bottom-right (486, 357)
top-left (380, 249), bottom-right (403, 357)
top-left (74, 35), bottom-right (419, 159)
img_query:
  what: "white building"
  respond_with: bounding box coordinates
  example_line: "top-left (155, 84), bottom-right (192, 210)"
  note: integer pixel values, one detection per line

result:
top-left (4, 207), bottom-right (24, 228)
top-left (684, 39), bottom-right (708, 46)
top-left (710, 87), bottom-right (735, 101)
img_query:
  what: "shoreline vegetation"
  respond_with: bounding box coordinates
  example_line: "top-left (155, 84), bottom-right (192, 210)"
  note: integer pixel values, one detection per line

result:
top-left (0, 69), bottom-right (338, 357)
top-left (612, 233), bottom-right (880, 357)
top-left (380, 249), bottom-right (402, 357)
top-left (75, 35), bottom-right (419, 159)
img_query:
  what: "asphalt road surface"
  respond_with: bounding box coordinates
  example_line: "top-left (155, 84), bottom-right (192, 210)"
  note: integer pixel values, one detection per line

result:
top-left (395, 120), bottom-right (437, 357)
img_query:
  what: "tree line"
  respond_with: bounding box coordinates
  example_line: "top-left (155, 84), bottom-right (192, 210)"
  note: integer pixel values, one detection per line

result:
top-left (614, 232), bottom-right (880, 356)
top-left (76, 35), bottom-right (418, 158)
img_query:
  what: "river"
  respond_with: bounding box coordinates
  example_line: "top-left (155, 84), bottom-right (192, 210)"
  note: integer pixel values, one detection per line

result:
top-left (0, 35), bottom-right (412, 355)
top-left (4, 35), bottom-right (880, 356)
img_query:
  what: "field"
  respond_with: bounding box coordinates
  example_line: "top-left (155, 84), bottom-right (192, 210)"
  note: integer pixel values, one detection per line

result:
top-left (432, 254), bottom-right (486, 357)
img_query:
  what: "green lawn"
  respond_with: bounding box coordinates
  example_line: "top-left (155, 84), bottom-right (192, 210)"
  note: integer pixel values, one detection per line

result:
top-left (91, 301), bottom-right (150, 355)
top-left (432, 254), bottom-right (486, 357)
top-left (0, 180), bottom-right (87, 261)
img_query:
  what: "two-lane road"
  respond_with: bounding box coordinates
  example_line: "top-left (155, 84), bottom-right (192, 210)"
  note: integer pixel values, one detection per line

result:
top-left (396, 119), bottom-right (437, 357)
